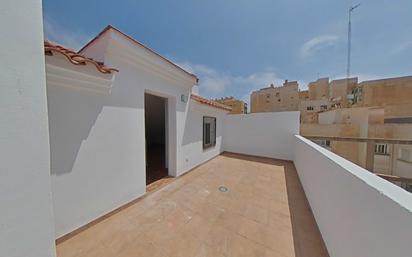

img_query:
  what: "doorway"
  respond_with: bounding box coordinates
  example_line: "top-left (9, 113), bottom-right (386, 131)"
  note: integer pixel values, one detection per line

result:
top-left (144, 93), bottom-right (168, 186)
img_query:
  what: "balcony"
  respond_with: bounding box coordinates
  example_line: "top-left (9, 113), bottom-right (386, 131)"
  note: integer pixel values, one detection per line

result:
top-left (56, 152), bottom-right (328, 257)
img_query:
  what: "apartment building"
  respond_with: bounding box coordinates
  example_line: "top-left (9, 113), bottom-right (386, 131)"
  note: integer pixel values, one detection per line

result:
top-left (299, 78), bottom-right (330, 123)
top-left (301, 107), bottom-right (384, 167)
top-left (299, 99), bottom-right (331, 123)
top-left (301, 106), bottom-right (412, 182)
top-left (250, 80), bottom-right (299, 113)
top-left (308, 77), bottom-right (329, 100)
top-left (215, 96), bottom-right (247, 114)
top-left (352, 75), bottom-right (412, 122)
top-left (330, 77), bottom-right (358, 108)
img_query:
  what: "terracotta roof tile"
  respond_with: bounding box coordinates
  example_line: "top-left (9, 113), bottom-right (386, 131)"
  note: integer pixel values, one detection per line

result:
top-left (44, 41), bottom-right (118, 74)
top-left (191, 94), bottom-right (232, 111)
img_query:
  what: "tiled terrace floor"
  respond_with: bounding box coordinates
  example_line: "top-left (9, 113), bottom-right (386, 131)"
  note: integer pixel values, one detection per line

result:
top-left (57, 153), bottom-right (329, 257)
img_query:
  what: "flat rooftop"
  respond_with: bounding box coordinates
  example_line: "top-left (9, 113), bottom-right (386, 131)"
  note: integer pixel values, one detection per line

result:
top-left (56, 153), bottom-right (329, 257)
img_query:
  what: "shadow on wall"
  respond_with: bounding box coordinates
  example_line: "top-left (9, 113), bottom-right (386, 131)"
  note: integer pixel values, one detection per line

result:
top-left (48, 65), bottom-right (148, 176)
top-left (284, 163), bottom-right (330, 257)
top-left (48, 86), bottom-right (106, 175)
top-left (182, 101), bottom-right (202, 146)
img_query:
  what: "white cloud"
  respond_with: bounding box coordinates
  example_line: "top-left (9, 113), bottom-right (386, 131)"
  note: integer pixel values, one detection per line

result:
top-left (178, 63), bottom-right (232, 95)
top-left (300, 35), bottom-right (339, 58)
top-left (43, 16), bottom-right (91, 50)
top-left (176, 62), bottom-right (285, 110)
top-left (391, 40), bottom-right (412, 55)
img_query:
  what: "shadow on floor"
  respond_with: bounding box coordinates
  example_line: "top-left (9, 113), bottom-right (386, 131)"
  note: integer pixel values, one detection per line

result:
top-left (221, 151), bottom-right (291, 166)
top-left (284, 162), bottom-right (330, 257)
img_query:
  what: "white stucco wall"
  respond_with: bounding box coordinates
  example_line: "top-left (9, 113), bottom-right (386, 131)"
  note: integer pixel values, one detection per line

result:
top-left (179, 100), bottom-right (226, 175)
top-left (0, 1), bottom-right (56, 256)
top-left (49, 56), bottom-right (189, 237)
top-left (223, 112), bottom-right (299, 160)
top-left (294, 135), bottom-right (412, 257)
top-left (48, 29), bottom-right (229, 238)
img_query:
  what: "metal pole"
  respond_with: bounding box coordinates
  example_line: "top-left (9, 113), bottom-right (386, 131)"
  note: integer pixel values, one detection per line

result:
top-left (346, 4), bottom-right (360, 79)
top-left (347, 10), bottom-right (352, 78)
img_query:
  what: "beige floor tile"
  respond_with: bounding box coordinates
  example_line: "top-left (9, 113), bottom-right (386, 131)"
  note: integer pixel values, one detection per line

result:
top-left (243, 203), bottom-right (270, 225)
top-left (56, 153), bottom-right (329, 257)
top-left (182, 213), bottom-right (213, 241)
top-left (117, 236), bottom-right (166, 257)
top-left (193, 243), bottom-right (226, 257)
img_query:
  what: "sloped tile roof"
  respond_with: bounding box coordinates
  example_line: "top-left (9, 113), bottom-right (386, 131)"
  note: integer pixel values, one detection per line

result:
top-left (191, 94), bottom-right (232, 111)
top-left (44, 41), bottom-right (118, 74)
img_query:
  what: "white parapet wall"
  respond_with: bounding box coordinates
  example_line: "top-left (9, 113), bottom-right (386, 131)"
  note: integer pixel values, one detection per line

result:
top-left (294, 135), bottom-right (412, 257)
top-left (0, 1), bottom-right (56, 256)
top-left (223, 112), bottom-right (300, 160)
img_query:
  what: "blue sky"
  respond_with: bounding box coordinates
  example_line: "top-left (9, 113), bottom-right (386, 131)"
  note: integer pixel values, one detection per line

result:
top-left (43, 0), bottom-right (412, 103)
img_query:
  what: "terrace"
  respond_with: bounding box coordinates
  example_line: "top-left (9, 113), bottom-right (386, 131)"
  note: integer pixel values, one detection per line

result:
top-left (54, 135), bottom-right (412, 257)
top-left (4, 3), bottom-right (412, 257)
top-left (56, 152), bottom-right (328, 257)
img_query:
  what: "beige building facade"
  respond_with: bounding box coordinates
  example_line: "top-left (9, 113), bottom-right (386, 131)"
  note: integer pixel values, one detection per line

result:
top-left (215, 97), bottom-right (247, 114)
top-left (250, 80), bottom-right (299, 113)
top-left (330, 77), bottom-right (358, 108)
top-left (308, 78), bottom-right (329, 100)
top-left (299, 75), bottom-right (412, 183)
top-left (299, 78), bottom-right (332, 123)
top-left (301, 107), bottom-right (384, 167)
top-left (301, 106), bottom-right (412, 180)
top-left (353, 75), bottom-right (412, 122)
top-left (299, 99), bottom-right (331, 123)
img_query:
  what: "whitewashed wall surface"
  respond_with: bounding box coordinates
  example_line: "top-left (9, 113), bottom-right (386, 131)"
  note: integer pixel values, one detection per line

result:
top-left (0, 0), bottom-right (56, 257)
top-left (294, 135), bottom-right (412, 257)
top-left (223, 112), bottom-right (300, 160)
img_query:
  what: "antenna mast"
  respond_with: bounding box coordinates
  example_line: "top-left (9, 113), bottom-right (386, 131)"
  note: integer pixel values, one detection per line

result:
top-left (347, 3), bottom-right (360, 79)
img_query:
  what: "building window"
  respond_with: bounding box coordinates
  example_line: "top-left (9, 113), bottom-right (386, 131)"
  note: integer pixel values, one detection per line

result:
top-left (375, 144), bottom-right (388, 155)
top-left (266, 94), bottom-right (270, 98)
top-left (275, 92), bottom-right (280, 97)
top-left (203, 116), bottom-right (216, 149)
top-left (278, 99), bottom-right (281, 102)
top-left (314, 140), bottom-right (331, 149)
top-left (307, 106), bottom-right (314, 111)
top-left (320, 105), bottom-right (328, 111)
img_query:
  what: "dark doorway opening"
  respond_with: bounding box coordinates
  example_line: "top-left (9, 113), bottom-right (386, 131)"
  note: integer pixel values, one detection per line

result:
top-left (145, 93), bottom-right (168, 186)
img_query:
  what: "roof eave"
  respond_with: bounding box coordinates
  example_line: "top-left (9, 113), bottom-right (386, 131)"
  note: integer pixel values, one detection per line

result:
top-left (78, 25), bottom-right (198, 83)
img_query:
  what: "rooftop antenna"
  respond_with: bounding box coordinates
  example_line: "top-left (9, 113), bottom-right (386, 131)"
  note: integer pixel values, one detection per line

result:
top-left (347, 3), bottom-right (360, 79)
